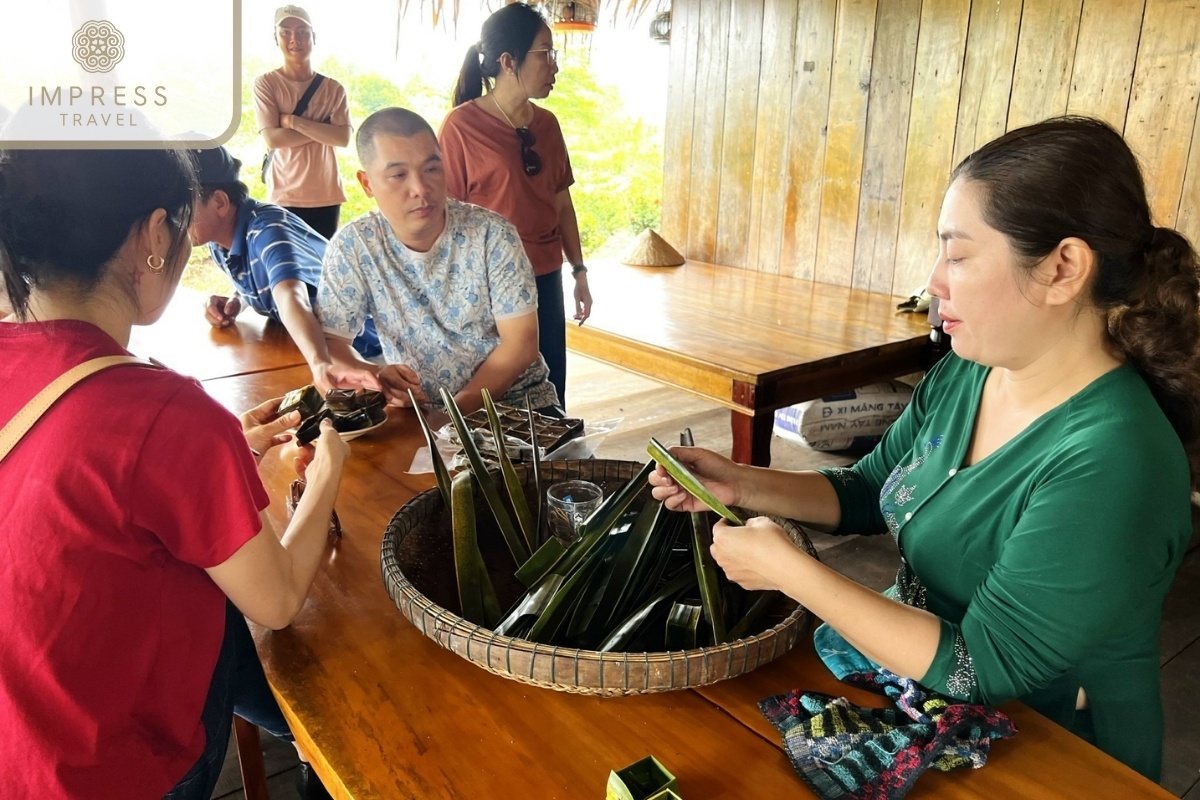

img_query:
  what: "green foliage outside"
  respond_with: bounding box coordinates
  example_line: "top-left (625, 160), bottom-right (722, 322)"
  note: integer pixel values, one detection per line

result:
top-left (184, 55), bottom-right (663, 296)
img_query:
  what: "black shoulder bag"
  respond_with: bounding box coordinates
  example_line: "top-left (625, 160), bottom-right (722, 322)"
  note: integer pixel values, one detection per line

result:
top-left (261, 73), bottom-right (327, 183)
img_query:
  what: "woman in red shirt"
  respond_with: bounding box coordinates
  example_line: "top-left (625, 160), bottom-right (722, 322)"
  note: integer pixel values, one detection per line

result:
top-left (442, 2), bottom-right (592, 408)
top-left (0, 149), bottom-right (345, 798)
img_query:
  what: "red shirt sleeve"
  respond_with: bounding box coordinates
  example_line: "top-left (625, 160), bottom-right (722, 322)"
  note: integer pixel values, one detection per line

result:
top-left (128, 380), bottom-right (269, 569)
top-left (438, 111), bottom-right (471, 202)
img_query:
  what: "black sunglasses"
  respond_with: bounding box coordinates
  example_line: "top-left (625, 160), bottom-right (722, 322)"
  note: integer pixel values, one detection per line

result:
top-left (514, 127), bottom-right (542, 177)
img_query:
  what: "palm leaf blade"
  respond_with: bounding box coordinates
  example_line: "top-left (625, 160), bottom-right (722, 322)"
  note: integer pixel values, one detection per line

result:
top-left (441, 388), bottom-right (531, 569)
top-left (727, 590), bottom-right (779, 641)
top-left (410, 388), bottom-right (452, 509)
top-left (524, 395), bottom-right (543, 545)
top-left (681, 428), bottom-right (727, 644)
top-left (451, 471), bottom-right (502, 627)
top-left (482, 388), bottom-right (536, 554)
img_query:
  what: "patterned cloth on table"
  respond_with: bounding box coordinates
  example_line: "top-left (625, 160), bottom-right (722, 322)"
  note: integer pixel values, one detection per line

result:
top-left (759, 624), bottom-right (1016, 800)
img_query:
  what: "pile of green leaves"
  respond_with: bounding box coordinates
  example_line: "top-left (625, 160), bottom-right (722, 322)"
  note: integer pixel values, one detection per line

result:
top-left (413, 390), bottom-right (780, 651)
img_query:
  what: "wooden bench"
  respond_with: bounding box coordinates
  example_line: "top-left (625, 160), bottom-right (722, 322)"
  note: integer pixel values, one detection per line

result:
top-left (566, 260), bottom-right (934, 466)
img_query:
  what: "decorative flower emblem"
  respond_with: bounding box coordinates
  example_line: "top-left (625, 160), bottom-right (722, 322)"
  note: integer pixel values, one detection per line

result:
top-left (72, 21), bottom-right (125, 74)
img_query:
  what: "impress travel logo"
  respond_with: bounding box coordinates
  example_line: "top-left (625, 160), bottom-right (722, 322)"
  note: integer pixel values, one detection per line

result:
top-left (0, 2), bottom-right (241, 148)
top-left (72, 21), bottom-right (126, 74)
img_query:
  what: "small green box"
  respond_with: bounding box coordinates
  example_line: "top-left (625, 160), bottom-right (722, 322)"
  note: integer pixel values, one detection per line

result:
top-left (606, 756), bottom-right (680, 800)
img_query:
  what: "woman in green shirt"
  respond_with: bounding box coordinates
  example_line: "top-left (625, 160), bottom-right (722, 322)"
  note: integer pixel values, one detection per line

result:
top-left (651, 117), bottom-right (1200, 781)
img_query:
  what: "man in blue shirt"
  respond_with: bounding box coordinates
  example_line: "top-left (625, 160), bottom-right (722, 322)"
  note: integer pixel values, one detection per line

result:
top-left (189, 146), bottom-right (380, 368)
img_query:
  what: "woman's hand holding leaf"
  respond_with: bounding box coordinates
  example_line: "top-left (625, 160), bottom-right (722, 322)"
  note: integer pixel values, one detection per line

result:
top-left (710, 517), bottom-right (797, 592)
top-left (648, 445), bottom-right (741, 513)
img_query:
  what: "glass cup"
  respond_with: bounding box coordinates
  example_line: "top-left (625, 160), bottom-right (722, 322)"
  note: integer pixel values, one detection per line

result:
top-left (545, 480), bottom-right (604, 545)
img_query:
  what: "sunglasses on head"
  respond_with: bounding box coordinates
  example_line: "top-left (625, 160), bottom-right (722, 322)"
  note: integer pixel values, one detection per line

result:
top-left (514, 127), bottom-right (542, 177)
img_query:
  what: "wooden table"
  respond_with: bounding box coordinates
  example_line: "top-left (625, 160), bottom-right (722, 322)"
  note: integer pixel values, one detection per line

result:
top-left (127, 280), bottom-right (1170, 800)
top-left (196, 364), bottom-right (1174, 800)
top-left (128, 287), bottom-right (305, 380)
top-left (567, 261), bottom-right (933, 466)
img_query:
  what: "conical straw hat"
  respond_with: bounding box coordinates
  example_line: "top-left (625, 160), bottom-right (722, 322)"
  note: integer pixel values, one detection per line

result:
top-left (620, 228), bottom-right (685, 267)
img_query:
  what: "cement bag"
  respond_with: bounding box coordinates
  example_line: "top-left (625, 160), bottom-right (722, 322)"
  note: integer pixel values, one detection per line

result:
top-left (774, 381), bottom-right (913, 452)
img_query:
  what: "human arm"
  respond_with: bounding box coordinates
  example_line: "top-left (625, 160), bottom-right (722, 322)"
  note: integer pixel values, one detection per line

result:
top-left (254, 75), bottom-right (350, 150)
top-left (710, 516), bottom-right (942, 679)
top-left (131, 383), bottom-right (348, 631)
top-left (277, 113), bottom-right (352, 148)
top-left (206, 420), bottom-right (349, 630)
top-left (650, 362), bottom-right (939, 529)
top-left (648, 445), bottom-right (843, 528)
top-left (268, 279), bottom-right (381, 393)
top-left (261, 126), bottom-right (316, 149)
top-left (446, 310), bottom-right (540, 417)
top-left (554, 188), bottom-right (591, 325)
top-left (306, 234), bottom-right (390, 394)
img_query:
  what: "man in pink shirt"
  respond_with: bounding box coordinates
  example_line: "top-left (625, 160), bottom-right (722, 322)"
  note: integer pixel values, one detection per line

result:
top-left (253, 5), bottom-right (352, 239)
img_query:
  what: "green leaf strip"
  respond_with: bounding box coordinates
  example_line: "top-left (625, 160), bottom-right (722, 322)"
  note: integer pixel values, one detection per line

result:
top-left (441, 388), bottom-right (531, 569)
top-left (514, 536), bottom-right (568, 587)
top-left (646, 437), bottom-right (743, 525)
top-left (525, 541), bottom-right (612, 643)
top-left (450, 471), bottom-right (502, 627)
top-left (524, 394), bottom-right (543, 545)
top-left (727, 590), bottom-right (779, 642)
top-left (680, 428), bottom-right (728, 643)
top-left (577, 460), bottom-right (657, 541)
top-left (690, 511), bottom-right (728, 644)
top-left (409, 388), bottom-right (452, 509)
top-left (482, 388), bottom-right (536, 554)
top-left (598, 569), bottom-right (698, 652)
top-left (593, 500), bottom-right (664, 635)
top-left (493, 574), bottom-right (566, 638)
top-left (664, 601), bottom-right (702, 650)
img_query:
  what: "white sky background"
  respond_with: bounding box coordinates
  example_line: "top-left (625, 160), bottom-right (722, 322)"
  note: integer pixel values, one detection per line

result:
top-left (239, 0), bottom-right (670, 123)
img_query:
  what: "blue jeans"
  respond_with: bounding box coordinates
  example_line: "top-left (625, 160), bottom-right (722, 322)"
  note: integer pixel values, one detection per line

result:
top-left (536, 269), bottom-right (567, 408)
top-left (162, 602), bottom-right (293, 799)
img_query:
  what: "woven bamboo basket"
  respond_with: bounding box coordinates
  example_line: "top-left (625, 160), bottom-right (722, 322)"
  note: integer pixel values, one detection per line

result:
top-left (381, 459), bottom-right (815, 696)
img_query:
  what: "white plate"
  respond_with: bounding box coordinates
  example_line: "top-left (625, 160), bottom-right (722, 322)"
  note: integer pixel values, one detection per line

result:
top-left (338, 416), bottom-right (387, 442)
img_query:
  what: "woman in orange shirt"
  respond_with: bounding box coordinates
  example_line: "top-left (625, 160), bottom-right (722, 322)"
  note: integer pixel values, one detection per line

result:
top-left (441, 2), bottom-right (592, 408)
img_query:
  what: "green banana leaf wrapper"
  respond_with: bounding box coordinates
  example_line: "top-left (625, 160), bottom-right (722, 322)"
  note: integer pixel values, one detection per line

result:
top-left (606, 756), bottom-right (680, 800)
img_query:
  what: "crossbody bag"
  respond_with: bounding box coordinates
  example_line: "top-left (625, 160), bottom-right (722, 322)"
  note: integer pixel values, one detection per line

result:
top-left (0, 356), bottom-right (158, 464)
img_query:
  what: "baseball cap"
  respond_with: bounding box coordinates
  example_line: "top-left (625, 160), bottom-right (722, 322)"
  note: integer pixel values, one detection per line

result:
top-left (275, 5), bottom-right (312, 26)
top-left (192, 146), bottom-right (242, 185)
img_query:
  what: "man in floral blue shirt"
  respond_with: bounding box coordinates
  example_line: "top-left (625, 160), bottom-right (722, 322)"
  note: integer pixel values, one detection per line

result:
top-left (310, 108), bottom-right (558, 420)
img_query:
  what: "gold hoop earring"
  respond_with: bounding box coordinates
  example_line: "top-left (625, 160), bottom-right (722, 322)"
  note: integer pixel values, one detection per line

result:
top-left (146, 254), bottom-right (165, 273)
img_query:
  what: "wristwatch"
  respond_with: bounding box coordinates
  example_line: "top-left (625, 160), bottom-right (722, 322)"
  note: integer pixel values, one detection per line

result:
top-left (571, 263), bottom-right (588, 275)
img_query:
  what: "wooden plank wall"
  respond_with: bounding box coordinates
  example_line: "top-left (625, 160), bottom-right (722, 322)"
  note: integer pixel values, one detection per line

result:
top-left (661, 0), bottom-right (1200, 296)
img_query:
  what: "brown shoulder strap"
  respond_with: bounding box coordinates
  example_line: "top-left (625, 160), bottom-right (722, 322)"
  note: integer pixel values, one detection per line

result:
top-left (0, 355), bottom-right (158, 464)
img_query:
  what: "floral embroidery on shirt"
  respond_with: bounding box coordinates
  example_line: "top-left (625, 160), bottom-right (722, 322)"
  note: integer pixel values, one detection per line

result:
top-left (945, 631), bottom-right (978, 698)
top-left (826, 467), bottom-right (856, 487)
top-left (891, 562), bottom-right (928, 609)
top-left (879, 435), bottom-right (944, 540)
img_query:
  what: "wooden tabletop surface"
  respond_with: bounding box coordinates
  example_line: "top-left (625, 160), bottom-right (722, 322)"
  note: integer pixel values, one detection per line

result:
top-left (128, 287), bottom-right (305, 381)
top-left (571, 260), bottom-right (931, 386)
top-left (185, 318), bottom-right (1173, 799)
top-left (203, 367), bottom-right (831, 799)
